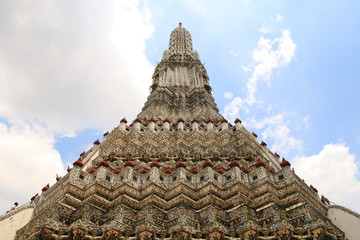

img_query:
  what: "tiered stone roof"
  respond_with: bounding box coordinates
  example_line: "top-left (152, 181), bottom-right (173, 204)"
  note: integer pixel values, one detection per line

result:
top-left (15, 24), bottom-right (345, 240)
top-left (138, 23), bottom-right (222, 121)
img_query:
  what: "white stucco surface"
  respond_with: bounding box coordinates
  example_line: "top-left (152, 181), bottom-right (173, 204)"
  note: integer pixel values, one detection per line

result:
top-left (328, 205), bottom-right (360, 240)
top-left (0, 207), bottom-right (33, 240)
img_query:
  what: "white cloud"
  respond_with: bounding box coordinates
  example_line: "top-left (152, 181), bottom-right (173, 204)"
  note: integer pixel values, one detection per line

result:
top-left (246, 115), bottom-right (303, 155)
top-left (277, 30), bottom-right (297, 63)
top-left (259, 14), bottom-right (283, 34)
top-left (60, 131), bottom-right (76, 138)
top-left (224, 29), bottom-right (296, 119)
top-left (293, 144), bottom-right (360, 212)
top-left (303, 115), bottom-right (310, 130)
top-left (275, 14), bottom-right (283, 23)
top-left (249, 30), bottom-right (296, 95)
top-left (230, 50), bottom-right (239, 57)
top-left (0, 0), bottom-right (155, 214)
top-left (223, 97), bottom-right (247, 119)
top-left (0, 0), bottom-right (154, 134)
top-left (259, 25), bottom-right (273, 34)
top-left (247, 114), bottom-right (284, 129)
top-left (224, 91), bottom-right (234, 99)
top-left (262, 124), bottom-right (302, 154)
top-left (241, 66), bottom-right (252, 73)
top-left (223, 26), bottom-right (300, 155)
top-left (0, 120), bottom-right (65, 214)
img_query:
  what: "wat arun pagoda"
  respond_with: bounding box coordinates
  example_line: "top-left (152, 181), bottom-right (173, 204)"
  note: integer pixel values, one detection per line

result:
top-left (8, 23), bottom-right (355, 239)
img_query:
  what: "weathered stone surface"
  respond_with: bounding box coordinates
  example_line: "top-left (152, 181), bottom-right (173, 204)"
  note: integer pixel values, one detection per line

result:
top-left (14, 23), bottom-right (345, 240)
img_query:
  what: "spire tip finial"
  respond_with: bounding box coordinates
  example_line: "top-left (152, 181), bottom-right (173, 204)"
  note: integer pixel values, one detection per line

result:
top-left (179, 22), bottom-right (182, 27)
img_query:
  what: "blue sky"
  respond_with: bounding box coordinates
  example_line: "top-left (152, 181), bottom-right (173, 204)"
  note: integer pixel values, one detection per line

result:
top-left (0, 0), bottom-right (360, 214)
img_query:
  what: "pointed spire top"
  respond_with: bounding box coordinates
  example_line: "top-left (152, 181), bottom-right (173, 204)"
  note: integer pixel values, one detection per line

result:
top-left (168, 23), bottom-right (193, 56)
top-left (137, 23), bottom-right (224, 122)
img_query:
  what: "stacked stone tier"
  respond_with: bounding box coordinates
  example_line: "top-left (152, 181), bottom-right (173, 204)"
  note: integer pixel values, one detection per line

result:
top-left (16, 119), bottom-right (345, 240)
top-left (15, 23), bottom-right (346, 239)
top-left (17, 163), bottom-right (344, 239)
top-left (89, 118), bottom-right (271, 161)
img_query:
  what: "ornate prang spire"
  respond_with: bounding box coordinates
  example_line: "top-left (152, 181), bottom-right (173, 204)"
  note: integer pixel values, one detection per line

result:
top-left (14, 24), bottom-right (346, 240)
top-left (137, 23), bottom-right (223, 122)
top-left (167, 22), bottom-right (193, 57)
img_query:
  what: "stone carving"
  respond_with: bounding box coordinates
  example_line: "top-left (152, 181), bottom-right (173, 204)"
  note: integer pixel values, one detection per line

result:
top-left (15, 24), bottom-right (345, 240)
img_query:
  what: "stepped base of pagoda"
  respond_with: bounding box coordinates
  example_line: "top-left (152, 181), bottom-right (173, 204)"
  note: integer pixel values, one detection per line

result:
top-left (16, 223), bottom-right (343, 240)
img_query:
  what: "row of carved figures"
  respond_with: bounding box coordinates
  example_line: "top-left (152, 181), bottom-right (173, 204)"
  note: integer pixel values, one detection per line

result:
top-left (19, 227), bottom-right (343, 240)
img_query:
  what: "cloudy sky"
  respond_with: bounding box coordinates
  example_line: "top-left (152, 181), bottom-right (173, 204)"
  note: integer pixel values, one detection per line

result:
top-left (1, 0), bottom-right (360, 214)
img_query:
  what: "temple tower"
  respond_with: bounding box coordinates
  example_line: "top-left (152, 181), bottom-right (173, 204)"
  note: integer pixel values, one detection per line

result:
top-left (138, 23), bottom-right (222, 121)
top-left (14, 24), bottom-right (346, 240)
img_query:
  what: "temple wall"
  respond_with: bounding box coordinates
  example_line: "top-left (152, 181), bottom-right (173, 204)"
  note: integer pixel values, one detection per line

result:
top-left (328, 205), bottom-right (360, 240)
top-left (0, 206), bottom-right (34, 240)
